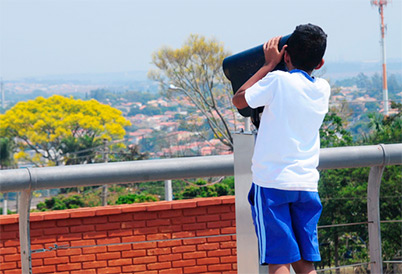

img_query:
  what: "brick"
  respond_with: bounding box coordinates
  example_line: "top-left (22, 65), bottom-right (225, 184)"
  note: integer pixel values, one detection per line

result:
top-left (56, 248), bottom-right (81, 256)
top-left (83, 245), bottom-right (107, 254)
top-left (0, 247), bottom-right (17, 255)
top-left (70, 254), bottom-right (95, 262)
top-left (159, 269), bottom-right (183, 274)
top-left (146, 218), bottom-right (171, 227)
top-left (0, 232), bottom-right (17, 240)
top-left (134, 227), bottom-right (158, 235)
top-left (30, 214), bottom-right (45, 222)
top-left (196, 198), bottom-right (221, 206)
top-left (30, 230), bottom-right (44, 237)
top-left (183, 265), bottom-right (207, 274)
top-left (70, 224), bottom-right (94, 233)
top-left (197, 242), bottom-right (219, 251)
top-left (107, 229), bottom-right (132, 237)
top-left (196, 228), bottom-right (220, 237)
top-left (43, 256), bottom-right (69, 265)
top-left (82, 216), bottom-right (107, 224)
top-left (133, 212), bottom-right (157, 220)
top-left (0, 262), bottom-right (16, 271)
top-left (120, 204), bottom-right (148, 213)
top-left (122, 265), bottom-right (146, 272)
top-left (107, 258), bottom-right (132, 266)
top-left (43, 211), bottom-right (70, 220)
top-left (132, 255), bottom-right (157, 264)
top-left (43, 227), bottom-right (69, 235)
top-left (158, 209), bottom-right (182, 218)
top-left (172, 231), bottom-right (196, 239)
top-left (147, 261), bottom-right (172, 270)
top-left (108, 213), bottom-right (133, 222)
top-left (146, 233), bottom-right (171, 241)
top-left (96, 237), bottom-right (121, 245)
top-left (96, 252), bottom-right (121, 261)
top-left (197, 257), bottom-right (220, 265)
top-left (221, 212), bottom-right (236, 220)
top-left (134, 271), bottom-right (158, 274)
top-left (183, 223), bottom-right (207, 231)
top-left (146, 202), bottom-right (172, 211)
top-left (71, 270), bottom-right (97, 274)
top-left (147, 247), bottom-right (171, 256)
top-left (95, 222), bottom-right (120, 231)
top-left (3, 224), bottom-right (18, 232)
top-left (197, 214), bottom-right (220, 223)
top-left (31, 259), bottom-right (43, 267)
top-left (31, 251), bottom-right (56, 259)
top-left (208, 263), bottom-right (233, 271)
top-left (121, 235), bottom-right (146, 243)
top-left (171, 200), bottom-right (198, 209)
top-left (159, 225), bottom-right (182, 233)
top-left (171, 216), bottom-right (196, 225)
top-left (3, 239), bottom-right (19, 247)
top-left (132, 241), bottom-right (156, 250)
top-left (0, 216), bottom-right (18, 225)
top-left (220, 196), bottom-right (235, 204)
top-left (83, 231), bottom-right (107, 239)
top-left (70, 239), bottom-right (96, 247)
top-left (182, 207), bottom-right (206, 216)
top-left (208, 249), bottom-right (232, 257)
top-left (3, 270), bottom-right (23, 274)
top-left (107, 244), bottom-right (131, 252)
top-left (32, 265), bottom-right (56, 273)
top-left (31, 236), bottom-right (57, 245)
top-left (207, 220), bottom-right (232, 229)
top-left (207, 205), bottom-right (232, 214)
top-left (158, 253), bottom-right (182, 262)
top-left (173, 259), bottom-right (196, 268)
top-left (30, 221), bottom-right (56, 229)
top-left (70, 210), bottom-right (96, 219)
top-left (183, 251), bottom-right (207, 259)
top-left (221, 227), bottom-right (236, 234)
top-left (220, 241), bottom-right (236, 249)
top-left (207, 235), bottom-right (231, 243)
top-left (122, 249), bottom-right (146, 258)
top-left (120, 220), bottom-right (146, 229)
top-left (95, 207), bottom-right (121, 216)
top-left (3, 253), bottom-right (20, 262)
top-left (57, 263), bottom-right (81, 271)
top-left (97, 266), bottom-right (122, 274)
top-left (157, 239), bottom-right (182, 248)
top-left (172, 245), bottom-right (196, 253)
top-left (183, 238), bottom-right (206, 245)
top-left (221, 256), bottom-right (237, 263)
top-left (57, 218), bottom-right (81, 226)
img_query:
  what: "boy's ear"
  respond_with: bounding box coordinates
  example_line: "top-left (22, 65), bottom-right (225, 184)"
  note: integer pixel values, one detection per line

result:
top-left (315, 59), bottom-right (325, 70)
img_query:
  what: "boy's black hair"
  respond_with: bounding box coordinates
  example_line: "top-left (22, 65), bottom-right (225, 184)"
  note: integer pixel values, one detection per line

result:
top-left (286, 24), bottom-right (327, 72)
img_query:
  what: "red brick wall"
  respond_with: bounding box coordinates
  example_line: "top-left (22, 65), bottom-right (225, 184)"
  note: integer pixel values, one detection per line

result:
top-left (0, 196), bottom-right (237, 274)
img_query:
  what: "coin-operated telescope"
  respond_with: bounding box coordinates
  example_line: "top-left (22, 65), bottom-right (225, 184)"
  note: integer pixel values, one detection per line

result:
top-left (223, 34), bottom-right (291, 129)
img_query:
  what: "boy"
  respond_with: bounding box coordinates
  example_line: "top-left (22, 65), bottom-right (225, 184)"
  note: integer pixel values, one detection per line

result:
top-left (232, 24), bottom-right (330, 274)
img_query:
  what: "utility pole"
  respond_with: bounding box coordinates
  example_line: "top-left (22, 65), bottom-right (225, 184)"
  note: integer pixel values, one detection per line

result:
top-left (371, 0), bottom-right (389, 116)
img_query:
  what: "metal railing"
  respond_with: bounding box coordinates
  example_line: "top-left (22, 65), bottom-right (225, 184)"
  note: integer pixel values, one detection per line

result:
top-left (0, 134), bottom-right (401, 274)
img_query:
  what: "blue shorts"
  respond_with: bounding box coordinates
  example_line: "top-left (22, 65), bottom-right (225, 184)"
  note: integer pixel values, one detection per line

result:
top-left (248, 183), bottom-right (322, 265)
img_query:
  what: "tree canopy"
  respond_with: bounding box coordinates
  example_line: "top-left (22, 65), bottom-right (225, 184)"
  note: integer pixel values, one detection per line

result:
top-left (0, 95), bottom-right (131, 166)
top-left (148, 34), bottom-right (238, 150)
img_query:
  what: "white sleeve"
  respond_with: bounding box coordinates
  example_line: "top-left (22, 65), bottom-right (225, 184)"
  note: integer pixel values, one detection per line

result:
top-left (244, 72), bottom-right (279, 108)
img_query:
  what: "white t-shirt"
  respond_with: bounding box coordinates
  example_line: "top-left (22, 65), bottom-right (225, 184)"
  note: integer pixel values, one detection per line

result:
top-left (245, 69), bottom-right (330, 191)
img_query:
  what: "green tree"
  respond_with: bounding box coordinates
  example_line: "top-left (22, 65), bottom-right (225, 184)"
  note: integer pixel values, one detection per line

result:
top-left (0, 137), bottom-right (16, 169)
top-left (0, 95), bottom-right (131, 166)
top-left (148, 34), bottom-right (238, 151)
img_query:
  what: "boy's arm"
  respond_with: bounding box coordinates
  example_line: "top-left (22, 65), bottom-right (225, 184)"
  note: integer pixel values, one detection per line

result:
top-left (232, 36), bottom-right (287, 109)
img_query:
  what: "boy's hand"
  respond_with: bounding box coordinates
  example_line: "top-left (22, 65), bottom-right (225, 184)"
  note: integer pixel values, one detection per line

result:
top-left (263, 36), bottom-right (287, 68)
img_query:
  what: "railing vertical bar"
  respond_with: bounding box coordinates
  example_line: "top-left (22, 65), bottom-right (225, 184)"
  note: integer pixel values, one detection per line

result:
top-left (165, 180), bottom-right (173, 201)
top-left (367, 165), bottom-right (385, 274)
top-left (19, 189), bottom-right (32, 274)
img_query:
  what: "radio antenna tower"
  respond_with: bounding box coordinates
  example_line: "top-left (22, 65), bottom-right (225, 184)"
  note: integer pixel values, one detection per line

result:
top-left (371, 0), bottom-right (389, 115)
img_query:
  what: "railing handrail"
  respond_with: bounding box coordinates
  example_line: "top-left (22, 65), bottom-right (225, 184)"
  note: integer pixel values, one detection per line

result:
top-left (0, 144), bottom-right (401, 193)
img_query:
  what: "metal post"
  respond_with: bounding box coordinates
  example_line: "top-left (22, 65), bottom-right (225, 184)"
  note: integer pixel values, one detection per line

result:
top-left (3, 192), bottom-right (8, 215)
top-left (19, 189), bottom-right (33, 274)
top-left (367, 165), bottom-right (385, 274)
top-left (234, 133), bottom-right (268, 273)
top-left (165, 180), bottom-right (173, 201)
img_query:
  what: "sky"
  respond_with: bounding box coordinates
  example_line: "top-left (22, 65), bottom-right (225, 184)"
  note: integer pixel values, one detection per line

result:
top-left (0, 0), bottom-right (401, 80)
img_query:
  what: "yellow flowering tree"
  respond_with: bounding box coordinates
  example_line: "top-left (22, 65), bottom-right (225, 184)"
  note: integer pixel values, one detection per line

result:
top-left (148, 34), bottom-right (238, 151)
top-left (0, 95), bottom-right (131, 166)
